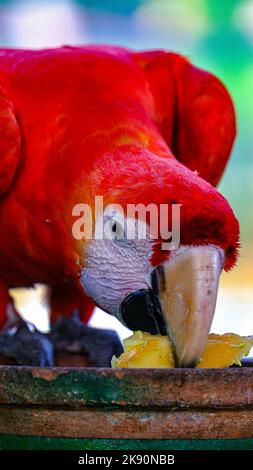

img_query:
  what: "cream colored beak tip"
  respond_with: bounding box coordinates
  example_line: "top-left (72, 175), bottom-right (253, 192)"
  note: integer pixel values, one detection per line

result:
top-left (156, 245), bottom-right (224, 368)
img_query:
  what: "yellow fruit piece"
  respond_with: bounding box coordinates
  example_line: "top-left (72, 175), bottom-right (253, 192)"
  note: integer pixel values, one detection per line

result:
top-left (111, 331), bottom-right (253, 369)
top-left (198, 333), bottom-right (253, 368)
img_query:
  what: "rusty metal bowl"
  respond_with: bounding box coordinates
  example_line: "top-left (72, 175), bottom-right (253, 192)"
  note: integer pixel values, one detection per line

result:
top-left (0, 357), bottom-right (253, 450)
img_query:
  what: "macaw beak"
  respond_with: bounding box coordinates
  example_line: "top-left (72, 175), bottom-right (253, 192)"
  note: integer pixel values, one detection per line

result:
top-left (155, 245), bottom-right (224, 367)
top-left (120, 245), bottom-right (224, 367)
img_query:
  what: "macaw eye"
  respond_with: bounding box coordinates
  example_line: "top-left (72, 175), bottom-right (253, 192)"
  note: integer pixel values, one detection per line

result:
top-left (103, 215), bottom-right (126, 241)
top-left (110, 218), bottom-right (125, 239)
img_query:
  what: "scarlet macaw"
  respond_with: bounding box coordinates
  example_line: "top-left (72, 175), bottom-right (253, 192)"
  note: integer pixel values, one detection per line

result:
top-left (0, 46), bottom-right (238, 367)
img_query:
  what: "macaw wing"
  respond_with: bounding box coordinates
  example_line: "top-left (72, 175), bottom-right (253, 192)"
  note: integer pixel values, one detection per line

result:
top-left (134, 51), bottom-right (236, 187)
top-left (0, 85), bottom-right (21, 195)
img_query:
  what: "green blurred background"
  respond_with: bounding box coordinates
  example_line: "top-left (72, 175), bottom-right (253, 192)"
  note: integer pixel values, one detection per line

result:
top-left (0, 0), bottom-right (252, 338)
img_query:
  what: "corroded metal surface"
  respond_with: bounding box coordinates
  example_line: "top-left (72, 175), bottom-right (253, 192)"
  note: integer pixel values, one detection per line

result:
top-left (0, 366), bottom-right (252, 409)
top-left (0, 407), bottom-right (253, 439)
top-left (0, 366), bottom-right (252, 439)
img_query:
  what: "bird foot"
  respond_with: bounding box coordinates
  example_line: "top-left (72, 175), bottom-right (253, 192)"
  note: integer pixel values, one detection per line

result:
top-left (0, 320), bottom-right (54, 366)
top-left (49, 312), bottom-right (123, 367)
top-left (0, 314), bottom-right (123, 368)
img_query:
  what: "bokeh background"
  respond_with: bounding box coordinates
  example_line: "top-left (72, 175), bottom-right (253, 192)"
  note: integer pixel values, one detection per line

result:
top-left (1, 0), bottom-right (252, 342)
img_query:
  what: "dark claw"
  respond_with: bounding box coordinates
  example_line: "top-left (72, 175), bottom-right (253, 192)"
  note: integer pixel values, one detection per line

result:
top-left (50, 314), bottom-right (123, 367)
top-left (0, 324), bottom-right (54, 367)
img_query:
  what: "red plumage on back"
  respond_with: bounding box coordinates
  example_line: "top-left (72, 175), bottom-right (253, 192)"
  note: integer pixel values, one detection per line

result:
top-left (134, 50), bottom-right (236, 186)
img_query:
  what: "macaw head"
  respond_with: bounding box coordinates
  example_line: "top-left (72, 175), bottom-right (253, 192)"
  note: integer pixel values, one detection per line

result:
top-left (78, 145), bottom-right (239, 367)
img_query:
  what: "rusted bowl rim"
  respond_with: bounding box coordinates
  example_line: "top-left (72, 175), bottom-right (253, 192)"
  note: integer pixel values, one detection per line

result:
top-left (0, 365), bottom-right (252, 410)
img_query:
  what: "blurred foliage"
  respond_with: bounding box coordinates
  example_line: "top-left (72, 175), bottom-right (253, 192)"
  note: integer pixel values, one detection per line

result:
top-left (75, 0), bottom-right (142, 15)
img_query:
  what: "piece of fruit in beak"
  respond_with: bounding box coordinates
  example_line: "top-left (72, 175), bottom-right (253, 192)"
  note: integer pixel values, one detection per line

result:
top-left (155, 245), bottom-right (224, 367)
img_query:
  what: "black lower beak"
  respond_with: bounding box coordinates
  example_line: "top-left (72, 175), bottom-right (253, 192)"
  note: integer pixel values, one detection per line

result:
top-left (119, 284), bottom-right (167, 335)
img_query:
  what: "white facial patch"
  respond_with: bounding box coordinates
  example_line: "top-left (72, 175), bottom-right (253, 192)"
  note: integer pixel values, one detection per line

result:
top-left (81, 209), bottom-right (153, 318)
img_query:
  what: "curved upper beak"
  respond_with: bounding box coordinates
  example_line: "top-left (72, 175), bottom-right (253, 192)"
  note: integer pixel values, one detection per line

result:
top-left (119, 244), bottom-right (224, 367)
top-left (155, 245), bottom-right (224, 367)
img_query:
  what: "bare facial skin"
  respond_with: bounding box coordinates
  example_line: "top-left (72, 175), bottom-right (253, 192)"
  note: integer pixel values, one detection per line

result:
top-left (82, 210), bottom-right (224, 367)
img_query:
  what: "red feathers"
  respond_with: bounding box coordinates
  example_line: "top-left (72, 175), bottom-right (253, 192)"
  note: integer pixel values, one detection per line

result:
top-left (134, 50), bottom-right (236, 186)
top-left (0, 45), bottom-right (239, 293)
top-left (89, 145), bottom-right (239, 271)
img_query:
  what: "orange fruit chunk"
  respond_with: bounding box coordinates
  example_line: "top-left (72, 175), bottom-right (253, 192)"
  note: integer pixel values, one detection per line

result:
top-left (111, 331), bottom-right (253, 369)
top-left (198, 333), bottom-right (253, 368)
